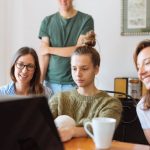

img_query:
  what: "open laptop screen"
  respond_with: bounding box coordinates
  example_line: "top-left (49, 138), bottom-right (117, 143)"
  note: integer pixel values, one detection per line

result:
top-left (0, 96), bottom-right (64, 150)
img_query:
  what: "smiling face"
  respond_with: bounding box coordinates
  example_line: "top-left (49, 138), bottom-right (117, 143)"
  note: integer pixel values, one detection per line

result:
top-left (57, 0), bottom-right (73, 11)
top-left (137, 47), bottom-right (150, 90)
top-left (14, 54), bottom-right (35, 86)
top-left (71, 54), bottom-right (99, 88)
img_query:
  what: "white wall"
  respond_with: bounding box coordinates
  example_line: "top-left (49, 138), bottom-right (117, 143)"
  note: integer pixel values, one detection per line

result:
top-left (1, 0), bottom-right (150, 91)
top-left (0, 0), bottom-right (6, 86)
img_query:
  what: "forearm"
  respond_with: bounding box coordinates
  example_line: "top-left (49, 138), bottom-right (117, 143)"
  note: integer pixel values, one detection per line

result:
top-left (39, 54), bottom-right (49, 83)
top-left (40, 31), bottom-right (96, 57)
top-left (40, 35), bottom-right (86, 57)
top-left (72, 126), bottom-right (87, 138)
top-left (47, 35), bottom-right (88, 57)
top-left (58, 126), bottom-right (87, 142)
top-left (46, 46), bottom-right (78, 57)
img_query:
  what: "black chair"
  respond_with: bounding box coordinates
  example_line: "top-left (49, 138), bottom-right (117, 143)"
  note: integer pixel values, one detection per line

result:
top-left (104, 90), bottom-right (149, 145)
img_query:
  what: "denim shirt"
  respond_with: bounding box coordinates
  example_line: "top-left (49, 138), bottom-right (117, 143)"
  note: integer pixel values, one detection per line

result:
top-left (0, 82), bottom-right (52, 98)
top-left (0, 82), bottom-right (15, 95)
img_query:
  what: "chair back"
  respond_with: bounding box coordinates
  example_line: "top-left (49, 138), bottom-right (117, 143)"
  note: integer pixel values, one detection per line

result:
top-left (104, 90), bottom-right (149, 145)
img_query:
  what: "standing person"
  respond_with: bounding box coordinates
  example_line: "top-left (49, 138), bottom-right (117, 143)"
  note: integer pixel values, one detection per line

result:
top-left (38, 0), bottom-right (95, 94)
top-left (0, 47), bottom-right (51, 97)
top-left (133, 39), bottom-right (150, 144)
top-left (49, 46), bottom-right (122, 142)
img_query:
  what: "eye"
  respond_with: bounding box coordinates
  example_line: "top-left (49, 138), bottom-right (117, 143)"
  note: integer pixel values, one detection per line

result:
top-left (72, 67), bottom-right (77, 71)
top-left (17, 63), bottom-right (24, 68)
top-left (143, 58), bottom-right (150, 67)
top-left (144, 61), bottom-right (150, 66)
top-left (82, 68), bottom-right (88, 70)
top-left (27, 64), bottom-right (35, 69)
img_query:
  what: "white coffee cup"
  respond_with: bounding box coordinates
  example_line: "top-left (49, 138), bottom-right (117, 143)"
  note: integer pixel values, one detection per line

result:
top-left (84, 117), bottom-right (116, 149)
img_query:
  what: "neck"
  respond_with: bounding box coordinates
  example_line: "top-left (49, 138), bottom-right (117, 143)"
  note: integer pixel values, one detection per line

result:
top-left (15, 83), bottom-right (30, 95)
top-left (77, 85), bottom-right (99, 96)
top-left (59, 8), bottom-right (77, 19)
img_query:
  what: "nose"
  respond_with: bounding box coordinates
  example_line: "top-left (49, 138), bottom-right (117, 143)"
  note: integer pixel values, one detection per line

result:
top-left (76, 69), bottom-right (82, 77)
top-left (21, 66), bottom-right (28, 73)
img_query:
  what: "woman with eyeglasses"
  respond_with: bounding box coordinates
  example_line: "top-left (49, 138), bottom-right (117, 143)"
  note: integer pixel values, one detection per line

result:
top-left (0, 47), bottom-right (52, 97)
top-left (133, 39), bottom-right (150, 144)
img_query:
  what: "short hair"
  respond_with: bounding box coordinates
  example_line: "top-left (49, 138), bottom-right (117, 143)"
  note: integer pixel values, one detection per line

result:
top-left (10, 47), bottom-right (44, 94)
top-left (133, 39), bottom-right (150, 70)
top-left (71, 46), bottom-right (100, 67)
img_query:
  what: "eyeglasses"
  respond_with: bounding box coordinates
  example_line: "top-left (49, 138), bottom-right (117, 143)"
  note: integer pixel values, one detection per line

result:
top-left (16, 62), bottom-right (35, 71)
top-left (137, 57), bottom-right (150, 71)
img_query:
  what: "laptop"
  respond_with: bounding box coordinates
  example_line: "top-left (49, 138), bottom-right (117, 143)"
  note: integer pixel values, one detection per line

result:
top-left (0, 95), bottom-right (64, 150)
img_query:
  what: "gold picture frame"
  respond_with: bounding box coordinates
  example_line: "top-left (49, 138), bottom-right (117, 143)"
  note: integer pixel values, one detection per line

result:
top-left (121, 0), bottom-right (150, 36)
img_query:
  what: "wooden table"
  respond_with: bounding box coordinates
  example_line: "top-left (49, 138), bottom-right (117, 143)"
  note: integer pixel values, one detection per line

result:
top-left (64, 137), bottom-right (150, 150)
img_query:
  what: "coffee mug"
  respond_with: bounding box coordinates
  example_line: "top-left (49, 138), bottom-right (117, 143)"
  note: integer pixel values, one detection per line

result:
top-left (84, 117), bottom-right (116, 149)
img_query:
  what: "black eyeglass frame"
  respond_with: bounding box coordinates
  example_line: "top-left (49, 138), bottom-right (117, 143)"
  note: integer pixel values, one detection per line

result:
top-left (15, 62), bottom-right (36, 71)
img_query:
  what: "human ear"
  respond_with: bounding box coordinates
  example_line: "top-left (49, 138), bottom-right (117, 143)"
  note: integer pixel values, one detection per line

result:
top-left (95, 66), bottom-right (99, 75)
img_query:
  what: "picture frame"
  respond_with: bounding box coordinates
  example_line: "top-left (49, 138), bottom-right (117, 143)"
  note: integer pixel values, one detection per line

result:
top-left (121, 0), bottom-right (150, 36)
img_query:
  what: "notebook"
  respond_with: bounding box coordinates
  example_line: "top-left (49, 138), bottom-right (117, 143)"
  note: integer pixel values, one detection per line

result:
top-left (0, 95), bottom-right (64, 150)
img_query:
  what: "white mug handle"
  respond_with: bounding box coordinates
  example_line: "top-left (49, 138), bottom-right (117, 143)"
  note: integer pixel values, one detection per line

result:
top-left (84, 121), bottom-right (94, 140)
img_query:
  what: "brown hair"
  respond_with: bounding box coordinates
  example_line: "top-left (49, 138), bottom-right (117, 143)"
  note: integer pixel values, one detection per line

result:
top-left (10, 47), bottom-right (44, 95)
top-left (83, 30), bottom-right (96, 47)
top-left (133, 39), bottom-right (150, 109)
top-left (71, 46), bottom-right (100, 67)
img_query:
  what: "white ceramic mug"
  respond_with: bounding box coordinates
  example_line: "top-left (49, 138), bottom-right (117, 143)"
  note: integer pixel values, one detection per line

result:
top-left (84, 117), bottom-right (116, 149)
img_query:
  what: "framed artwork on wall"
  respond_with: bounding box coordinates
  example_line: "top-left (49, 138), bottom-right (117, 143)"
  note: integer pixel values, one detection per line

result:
top-left (121, 0), bottom-right (150, 35)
